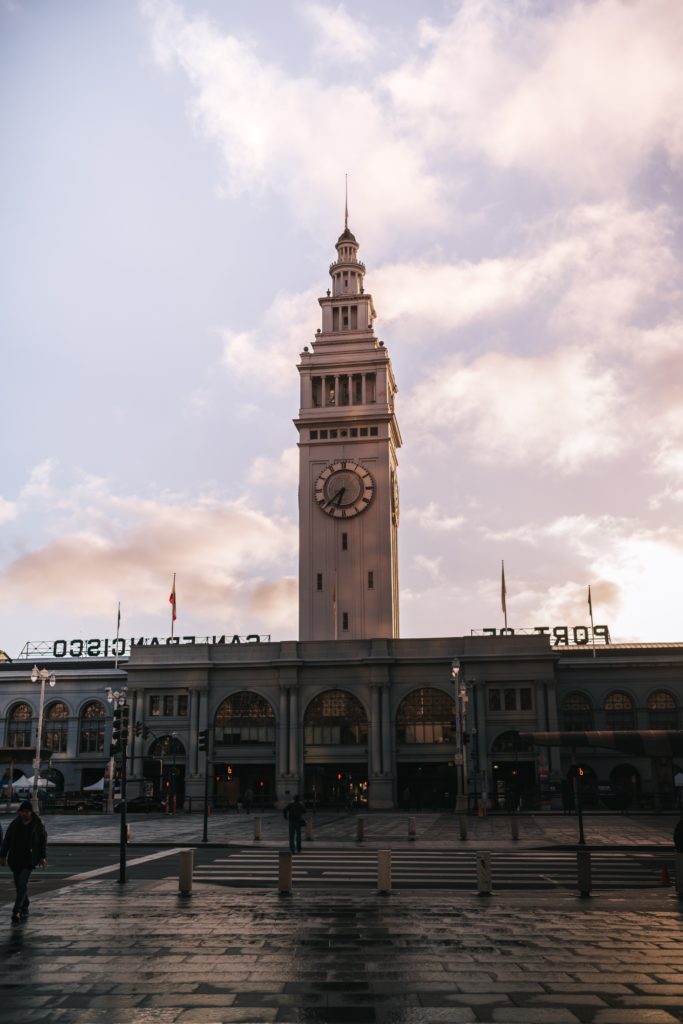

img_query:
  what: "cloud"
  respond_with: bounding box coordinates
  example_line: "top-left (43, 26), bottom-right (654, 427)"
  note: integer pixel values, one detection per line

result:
top-left (0, 471), bottom-right (298, 634)
top-left (248, 447), bottom-right (299, 488)
top-left (142, 0), bottom-right (443, 237)
top-left (298, 2), bottom-right (377, 65)
top-left (405, 502), bottom-right (465, 532)
top-left (0, 497), bottom-right (17, 525)
top-left (383, 0), bottom-right (683, 193)
top-left (405, 346), bottom-right (622, 472)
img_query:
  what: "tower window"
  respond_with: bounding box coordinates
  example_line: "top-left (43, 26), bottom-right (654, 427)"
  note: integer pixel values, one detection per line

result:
top-left (360, 427), bottom-right (368, 437)
top-left (317, 574), bottom-right (323, 591)
top-left (350, 305), bottom-right (358, 329)
top-left (370, 427), bottom-right (378, 436)
top-left (368, 571), bottom-right (374, 589)
top-left (311, 377), bottom-right (322, 407)
top-left (342, 612), bottom-right (349, 631)
top-left (352, 375), bottom-right (362, 404)
top-left (342, 533), bottom-right (348, 551)
top-left (310, 430), bottom-right (318, 440)
top-left (329, 429), bottom-right (337, 439)
top-left (340, 429), bottom-right (347, 437)
top-left (320, 430), bottom-right (328, 439)
top-left (366, 373), bottom-right (376, 402)
top-left (350, 428), bottom-right (358, 437)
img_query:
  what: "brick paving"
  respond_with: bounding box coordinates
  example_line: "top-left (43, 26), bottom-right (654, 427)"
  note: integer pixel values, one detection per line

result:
top-left (2, 880), bottom-right (683, 1023)
top-left (1, 812), bottom-right (682, 1023)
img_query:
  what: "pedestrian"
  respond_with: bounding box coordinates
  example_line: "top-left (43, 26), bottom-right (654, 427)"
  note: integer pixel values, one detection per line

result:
top-left (0, 800), bottom-right (48, 924)
top-left (243, 787), bottom-right (254, 814)
top-left (283, 793), bottom-right (307, 854)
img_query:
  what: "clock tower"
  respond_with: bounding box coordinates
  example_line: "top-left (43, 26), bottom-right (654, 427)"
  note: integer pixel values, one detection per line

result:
top-left (296, 216), bottom-right (402, 641)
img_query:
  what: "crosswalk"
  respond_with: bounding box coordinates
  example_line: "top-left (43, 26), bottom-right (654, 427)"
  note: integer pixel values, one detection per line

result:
top-left (192, 847), bottom-right (676, 891)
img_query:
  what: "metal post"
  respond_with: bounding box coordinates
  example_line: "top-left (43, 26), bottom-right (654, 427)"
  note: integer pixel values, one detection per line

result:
top-left (356, 816), bottom-right (365, 842)
top-left (254, 815), bottom-right (262, 841)
top-left (377, 849), bottom-right (392, 894)
top-left (119, 743), bottom-right (127, 884)
top-left (476, 851), bottom-right (493, 895)
top-left (408, 816), bottom-right (416, 841)
top-left (305, 815), bottom-right (313, 842)
top-left (179, 848), bottom-right (193, 895)
top-left (30, 666), bottom-right (55, 815)
top-left (278, 851), bottom-right (292, 895)
top-left (577, 848), bottom-right (591, 897)
top-left (459, 813), bottom-right (468, 841)
top-left (510, 814), bottom-right (519, 840)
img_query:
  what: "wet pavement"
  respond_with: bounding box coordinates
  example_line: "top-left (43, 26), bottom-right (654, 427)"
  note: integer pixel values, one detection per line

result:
top-left (1, 813), bottom-right (683, 1023)
top-left (3, 881), bottom-right (683, 1023)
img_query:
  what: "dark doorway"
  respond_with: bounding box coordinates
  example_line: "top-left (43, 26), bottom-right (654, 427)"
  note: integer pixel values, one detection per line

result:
top-left (396, 763), bottom-right (456, 811)
top-left (304, 764), bottom-right (368, 809)
top-left (213, 763), bottom-right (275, 809)
top-left (491, 760), bottom-right (537, 810)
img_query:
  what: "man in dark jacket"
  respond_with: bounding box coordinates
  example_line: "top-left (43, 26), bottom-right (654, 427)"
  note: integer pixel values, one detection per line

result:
top-left (0, 800), bottom-right (48, 924)
top-left (283, 794), bottom-right (307, 853)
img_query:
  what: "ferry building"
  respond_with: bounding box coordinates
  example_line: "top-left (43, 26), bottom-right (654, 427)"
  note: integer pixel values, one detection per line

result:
top-left (2, 218), bottom-right (683, 812)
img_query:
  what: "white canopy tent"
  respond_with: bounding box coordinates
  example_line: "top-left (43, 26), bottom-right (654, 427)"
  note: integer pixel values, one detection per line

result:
top-left (83, 778), bottom-right (105, 791)
top-left (21, 776), bottom-right (56, 789)
top-left (11, 775), bottom-right (32, 790)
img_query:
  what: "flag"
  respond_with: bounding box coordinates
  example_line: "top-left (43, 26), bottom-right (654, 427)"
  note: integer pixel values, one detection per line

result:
top-left (116, 602), bottom-right (121, 631)
top-left (501, 561), bottom-right (507, 626)
top-left (169, 575), bottom-right (177, 622)
top-left (587, 585), bottom-right (593, 617)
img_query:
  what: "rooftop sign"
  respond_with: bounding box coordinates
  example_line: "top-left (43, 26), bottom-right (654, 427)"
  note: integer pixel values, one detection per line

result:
top-left (17, 635), bottom-right (271, 660)
top-left (473, 625), bottom-right (611, 646)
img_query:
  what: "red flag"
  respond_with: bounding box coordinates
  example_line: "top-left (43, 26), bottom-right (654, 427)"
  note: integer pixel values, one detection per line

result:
top-left (169, 576), bottom-right (177, 622)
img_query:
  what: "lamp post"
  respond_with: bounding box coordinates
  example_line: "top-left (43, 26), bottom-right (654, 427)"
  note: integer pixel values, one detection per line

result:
top-left (31, 665), bottom-right (56, 814)
top-left (451, 660), bottom-right (470, 814)
top-left (106, 685), bottom-right (128, 883)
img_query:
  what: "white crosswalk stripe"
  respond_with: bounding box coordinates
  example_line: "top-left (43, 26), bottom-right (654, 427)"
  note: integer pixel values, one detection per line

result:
top-left (192, 848), bottom-right (673, 889)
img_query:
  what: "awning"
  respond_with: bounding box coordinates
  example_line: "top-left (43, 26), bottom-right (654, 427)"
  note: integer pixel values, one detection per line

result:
top-left (519, 731), bottom-right (683, 757)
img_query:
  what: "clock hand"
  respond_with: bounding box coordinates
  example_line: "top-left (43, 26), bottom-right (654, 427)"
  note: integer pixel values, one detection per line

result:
top-left (327, 487), bottom-right (345, 508)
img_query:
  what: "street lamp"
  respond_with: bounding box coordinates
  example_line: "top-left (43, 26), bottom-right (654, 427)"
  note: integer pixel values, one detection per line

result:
top-left (105, 685), bottom-right (128, 883)
top-left (30, 665), bottom-right (56, 814)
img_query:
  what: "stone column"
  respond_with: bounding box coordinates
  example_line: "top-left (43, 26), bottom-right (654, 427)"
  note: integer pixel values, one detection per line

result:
top-left (370, 685), bottom-right (381, 775)
top-left (381, 685), bottom-right (391, 775)
top-left (289, 687), bottom-right (299, 785)
top-left (279, 686), bottom-right (289, 776)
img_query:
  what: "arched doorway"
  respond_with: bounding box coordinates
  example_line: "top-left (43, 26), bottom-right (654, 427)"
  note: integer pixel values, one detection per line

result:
top-left (491, 730), bottom-right (537, 810)
top-left (610, 763), bottom-right (641, 811)
top-left (303, 689), bottom-right (368, 808)
top-left (395, 687), bottom-right (457, 810)
top-left (149, 735), bottom-right (186, 810)
top-left (213, 692), bottom-right (276, 809)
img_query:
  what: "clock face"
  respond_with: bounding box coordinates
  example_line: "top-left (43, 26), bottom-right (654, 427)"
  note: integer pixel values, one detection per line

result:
top-left (315, 460), bottom-right (374, 518)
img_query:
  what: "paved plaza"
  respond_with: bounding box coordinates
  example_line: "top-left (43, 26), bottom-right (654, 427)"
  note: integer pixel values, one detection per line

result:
top-left (2, 813), bottom-right (683, 1023)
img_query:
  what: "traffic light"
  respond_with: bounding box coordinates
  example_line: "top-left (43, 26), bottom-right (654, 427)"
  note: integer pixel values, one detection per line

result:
top-left (112, 705), bottom-right (129, 756)
top-left (198, 728), bottom-right (208, 752)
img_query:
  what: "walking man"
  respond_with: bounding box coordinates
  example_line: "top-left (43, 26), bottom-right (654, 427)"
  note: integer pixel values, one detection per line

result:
top-left (283, 793), bottom-right (307, 854)
top-left (0, 800), bottom-right (48, 924)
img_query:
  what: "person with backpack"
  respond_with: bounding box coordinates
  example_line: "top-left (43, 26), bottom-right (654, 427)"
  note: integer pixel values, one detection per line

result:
top-left (0, 800), bottom-right (48, 924)
top-left (283, 794), bottom-right (307, 854)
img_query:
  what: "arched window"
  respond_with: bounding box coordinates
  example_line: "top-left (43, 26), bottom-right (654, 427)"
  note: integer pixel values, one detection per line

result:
top-left (491, 730), bottom-right (535, 753)
top-left (647, 690), bottom-right (678, 730)
top-left (561, 692), bottom-right (593, 731)
top-left (604, 691), bottom-right (635, 730)
top-left (396, 688), bottom-right (456, 744)
top-left (44, 701), bottom-right (69, 753)
top-left (304, 690), bottom-right (368, 745)
top-left (7, 703), bottom-right (32, 748)
top-left (215, 692), bottom-right (275, 745)
top-left (149, 735), bottom-right (186, 757)
top-left (79, 701), bottom-right (106, 753)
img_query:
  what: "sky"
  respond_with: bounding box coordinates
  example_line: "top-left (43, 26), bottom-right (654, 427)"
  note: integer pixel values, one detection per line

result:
top-left (2, 0), bottom-right (683, 659)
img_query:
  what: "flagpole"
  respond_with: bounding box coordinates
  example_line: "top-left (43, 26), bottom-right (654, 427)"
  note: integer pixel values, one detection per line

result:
top-left (114, 601), bottom-right (121, 670)
top-left (501, 561), bottom-right (508, 631)
top-left (170, 573), bottom-right (176, 639)
top-left (588, 585), bottom-right (596, 659)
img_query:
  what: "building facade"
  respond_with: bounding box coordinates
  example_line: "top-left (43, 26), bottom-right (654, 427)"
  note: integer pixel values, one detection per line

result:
top-left (2, 217), bottom-right (683, 812)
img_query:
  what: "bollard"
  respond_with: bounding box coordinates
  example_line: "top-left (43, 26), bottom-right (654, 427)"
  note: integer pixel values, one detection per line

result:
top-left (408, 816), bottom-right (416, 841)
top-left (377, 849), bottom-right (392, 894)
top-left (459, 813), bottom-right (468, 841)
top-left (126, 824), bottom-right (131, 845)
top-left (357, 816), bottom-right (365, 842)
top-left (510, 816), bottom-right (519, 841)
top-left (254, 816), bottom-right (262, 841)
top-left (278, 850), bottom-right (293, 895)
top-left (476, 851), bottom-right (492, 895)
top-left (305, 815), bottom-right (314, 842)
top-left (576, 848), bottom-right (592, 898)
top-left (675, 853), bottom-right (683, 898)
top-left (178, 848), bottom-right (194, 896)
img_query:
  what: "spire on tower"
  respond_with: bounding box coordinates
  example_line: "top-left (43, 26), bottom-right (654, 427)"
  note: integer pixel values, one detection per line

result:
top-left (345, 173), bottom-right (348, 230)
